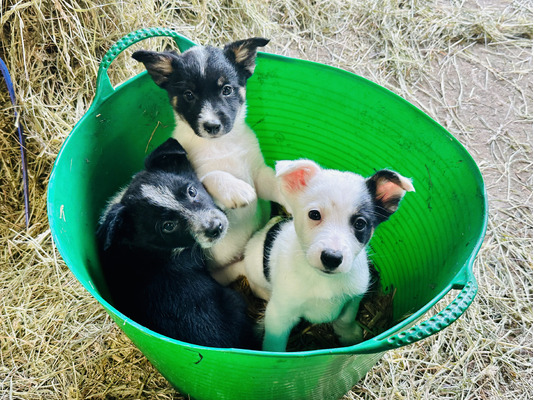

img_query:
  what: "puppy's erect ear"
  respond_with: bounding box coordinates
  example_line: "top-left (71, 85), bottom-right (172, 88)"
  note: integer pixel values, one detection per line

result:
top-left (145, 138), bottom-right (189, 173)
top-left (276, 159), bottom-right (321, 195)
top-left (223, 37), bottom-right (269, 79)
top-left (132, 50), bottom-right (179, 89)
top-left (366, 169), bottom-right (415, 224)
top-left (97, 203), bottom-right (126, 251)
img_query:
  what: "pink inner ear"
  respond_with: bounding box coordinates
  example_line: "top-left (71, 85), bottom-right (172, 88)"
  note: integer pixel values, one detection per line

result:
top-left (284, 168), bottom-right (312, 192)
top-left (376, 180), bottom-right (405, 202)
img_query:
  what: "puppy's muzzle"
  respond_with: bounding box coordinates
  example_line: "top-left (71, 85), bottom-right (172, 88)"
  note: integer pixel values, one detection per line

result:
top-left (195, 211), bottom-right (228, 248)
top-left (203, 121), bottom-right (222, 135)
top-left (204, 219), bottom-right (225, 239)
top-left (320, 249), bottom-right (343, 272)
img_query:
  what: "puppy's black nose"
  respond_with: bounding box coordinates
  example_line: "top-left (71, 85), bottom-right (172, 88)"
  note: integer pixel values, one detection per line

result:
top-left (203, 121), bottom-right (221, 135)
top-left (321, 250), bottom-right (343, 271)
top-left (205, 221), bottom-right (224, 239)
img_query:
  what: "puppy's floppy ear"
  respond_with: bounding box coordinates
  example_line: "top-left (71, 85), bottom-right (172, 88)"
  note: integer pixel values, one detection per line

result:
top-left (97, 203), bottom-right (126, 251)
top-left (276, 159), bottom-right (321, 195)
top-left (132, 50), bottom-right (179, 88)
top-left (366, 169), bottom-right (415, 224)
top-left (145, 138), bottom-right (189, 173)
top-left (223, 37), bottom-right (269, 79)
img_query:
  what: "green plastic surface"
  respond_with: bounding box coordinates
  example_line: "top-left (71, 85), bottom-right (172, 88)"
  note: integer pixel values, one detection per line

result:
top-left (47, 28), bottom-right (487, 400)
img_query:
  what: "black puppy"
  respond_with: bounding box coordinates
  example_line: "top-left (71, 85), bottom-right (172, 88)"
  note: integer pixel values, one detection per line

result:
top-left (97, 138), bottom-right (257, 349)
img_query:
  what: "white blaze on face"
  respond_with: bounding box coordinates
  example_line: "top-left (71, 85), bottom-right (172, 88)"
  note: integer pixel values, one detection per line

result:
top-left (198, 101), bottom-right (222, 137)
top-left (186, 46), bottom-right (208, 77)
top-left (141, 184), bottom-right (188, 215)
top-left (140, 184), bottom-right (227, 248)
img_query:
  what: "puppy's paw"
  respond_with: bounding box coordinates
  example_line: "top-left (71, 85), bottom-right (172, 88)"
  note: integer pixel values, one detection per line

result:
top-left (333, 321), bottom-right (364, 346)
top-left (217, 180), bottom-right (257, 209)
top-left (202, 172), bottom-right (257, 209)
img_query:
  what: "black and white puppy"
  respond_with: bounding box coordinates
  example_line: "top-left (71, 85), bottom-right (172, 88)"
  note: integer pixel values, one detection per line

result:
top-left (132, 38), bottom-right (284, 284)
top-left (97, 138), bottom-right (257, 349)
top-left (241, 160), bottom-right (415, 351)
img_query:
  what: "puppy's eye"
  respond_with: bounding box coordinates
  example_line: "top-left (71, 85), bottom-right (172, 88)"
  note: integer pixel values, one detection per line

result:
top-left (353, 217), bottom-right (367, 231)
top-left (187, 185), bottom-right (197, 198)
top-left (308, 210), bottom-right (321, 221)
top-left (162, 221), bottom-right (178, 233)
top-left (222, 85), bottom-right (233, 96)
top-left (183, 90), bottom-right (195, 102)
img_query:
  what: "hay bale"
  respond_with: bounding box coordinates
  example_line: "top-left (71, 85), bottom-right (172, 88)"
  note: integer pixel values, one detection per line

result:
top-left (0, 0), bottom-right (531, 399)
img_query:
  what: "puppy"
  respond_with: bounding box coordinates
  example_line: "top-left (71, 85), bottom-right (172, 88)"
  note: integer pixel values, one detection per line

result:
top-left (241, 160), bottom-right (415, 351)
top-left (132, 38), bottom-right (283, 284)
top-left (96, 138), bottom-right (257, 349)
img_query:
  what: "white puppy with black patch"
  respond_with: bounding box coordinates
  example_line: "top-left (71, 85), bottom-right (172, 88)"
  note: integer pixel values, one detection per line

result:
top-left (133, 38), bottom-right (283, 284)
top-left (241, 159), bottom-right (415, 352)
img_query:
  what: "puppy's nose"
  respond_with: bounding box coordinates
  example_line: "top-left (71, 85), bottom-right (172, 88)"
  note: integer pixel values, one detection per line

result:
top-left (320, 250), bottom-right (343, 271)
top-left (205, 220), bottom-right (225, 239)
top-left (203, 121), bottom-right (221, 135)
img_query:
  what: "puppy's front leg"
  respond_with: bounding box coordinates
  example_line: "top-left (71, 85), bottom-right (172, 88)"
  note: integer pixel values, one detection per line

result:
top-left (333, 297), bottom-right (364, 346)
top-left (262, 301), bottom-right (299, 352)
top-left (254, 166), bottom-right (287, 209)
top-left (201, 171), bottom-right (256, 209)
top-left (210, 259), bottom-right (246, 286)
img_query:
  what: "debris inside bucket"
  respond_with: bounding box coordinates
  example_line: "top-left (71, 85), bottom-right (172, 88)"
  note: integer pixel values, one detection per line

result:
top-left (230, 264), bottom-right (396, 352)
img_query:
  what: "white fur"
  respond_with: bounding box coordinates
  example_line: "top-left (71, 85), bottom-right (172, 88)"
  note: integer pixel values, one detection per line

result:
top-left (172, 106), bottom-right (284, 282)
top-left (197, 103), bottom-right (221, 138)
top-left (188, 46), bottom-right (208, 77)
top-left (242, 161), bottom-right (400, 352)
top-left (141, 184), bottom-right (185, 214)
top-left (140, 183), bottom-right (227, 249)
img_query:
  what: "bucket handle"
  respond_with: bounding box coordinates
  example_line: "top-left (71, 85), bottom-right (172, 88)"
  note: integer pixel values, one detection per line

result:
top-left (355, 268), bottom-right (478, 354)
top-left (93, 27), bottom-right (196, 107)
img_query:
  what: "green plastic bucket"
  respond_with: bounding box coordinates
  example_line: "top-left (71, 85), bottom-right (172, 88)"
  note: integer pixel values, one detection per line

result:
top-left (47, 28), bottom-right (487, 400)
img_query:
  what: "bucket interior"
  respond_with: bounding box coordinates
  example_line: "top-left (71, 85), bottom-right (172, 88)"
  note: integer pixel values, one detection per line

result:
top-left (48, 53), bottom-right (485, 344)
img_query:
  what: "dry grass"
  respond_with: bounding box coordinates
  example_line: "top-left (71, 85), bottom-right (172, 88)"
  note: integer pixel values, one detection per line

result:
top-left (0, 0), bottom-right (532, 399)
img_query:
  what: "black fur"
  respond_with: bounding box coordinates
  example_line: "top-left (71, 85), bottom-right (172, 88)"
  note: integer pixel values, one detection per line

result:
top-left (97, 138), bottom-right (258, 349)
top-left (350, 206), bottom-right (375, 244)
top-left (345, 169), bottom-right (410, 244)
top-left (262, 217), bottom-right (290, 281)
top-left (132, 38), bottom-right (269, 138)
top-left (365, 169), bottom-right (407, 224)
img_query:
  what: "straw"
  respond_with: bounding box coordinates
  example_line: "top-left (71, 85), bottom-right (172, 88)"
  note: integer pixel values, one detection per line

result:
top-left (0, 0), bottom-right (531, 398)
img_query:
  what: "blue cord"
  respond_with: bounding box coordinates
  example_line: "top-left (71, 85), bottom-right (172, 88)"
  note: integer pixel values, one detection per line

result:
top-left (0, 57), bottom-right (30, 228)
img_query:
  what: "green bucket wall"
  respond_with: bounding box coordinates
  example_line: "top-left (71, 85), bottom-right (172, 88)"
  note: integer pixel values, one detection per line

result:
top-left (47, 28), bottom-right (487, 400)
